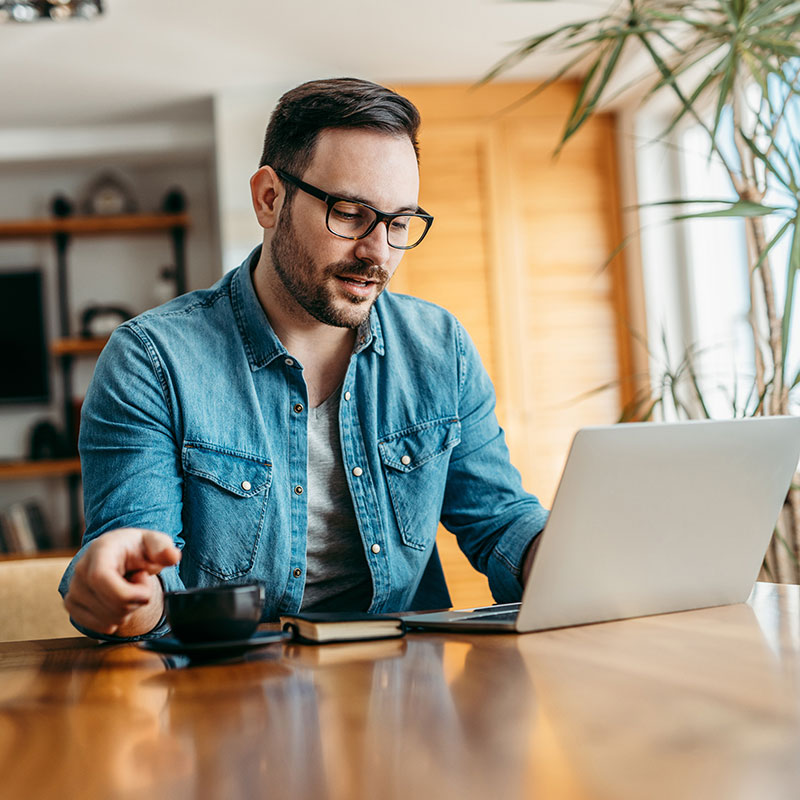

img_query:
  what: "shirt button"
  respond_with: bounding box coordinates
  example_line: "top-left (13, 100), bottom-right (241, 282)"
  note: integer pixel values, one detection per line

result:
top-left (294, 485), bottom-right (304, 495)
top-left (401, 455), bottom-right (411, 466)
top-left (371, 543), bottom-right (381, 554)
top-left (293, 568), bottom-right (302, 578)
top-left (293, 403), bottom-right (304, 413)
top-left (284, 358), bottom-right (294, 366)
top-left (344, 391), bottom-right (351, 401)
top-left (241, 480), bottom-right (252, 491)
top-left (352, 467), bottom-right (363, 477)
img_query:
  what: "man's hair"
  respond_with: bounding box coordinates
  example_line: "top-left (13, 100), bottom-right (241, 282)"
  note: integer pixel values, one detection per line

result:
top-left (258, 78), bottom-right (421, 187)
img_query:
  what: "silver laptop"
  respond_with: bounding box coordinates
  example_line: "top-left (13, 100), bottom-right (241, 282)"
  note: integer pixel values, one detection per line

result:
top-left (404, 417), bottom-right (800, 633)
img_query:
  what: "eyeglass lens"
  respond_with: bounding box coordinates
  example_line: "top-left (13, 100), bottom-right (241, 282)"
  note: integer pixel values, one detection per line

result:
top-left (328, 201), bottom-right (428, 248)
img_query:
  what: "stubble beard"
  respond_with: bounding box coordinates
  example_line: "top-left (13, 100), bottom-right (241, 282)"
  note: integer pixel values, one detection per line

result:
top-left (270, 202), bottom-right (390, 330)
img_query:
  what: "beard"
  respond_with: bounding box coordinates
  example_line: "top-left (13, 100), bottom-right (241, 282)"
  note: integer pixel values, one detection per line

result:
top-left (270, 202), bottom-right (390, 329)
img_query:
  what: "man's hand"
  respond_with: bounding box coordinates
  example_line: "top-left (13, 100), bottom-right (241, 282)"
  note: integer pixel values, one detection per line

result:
top-left (521, 535), bottom-right (541, 585)
top-left (64, 528), bottom-right (181, 638)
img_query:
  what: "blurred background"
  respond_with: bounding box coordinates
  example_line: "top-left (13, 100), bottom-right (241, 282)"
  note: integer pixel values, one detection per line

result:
top-left (0, 0), bottom-right (785, 603)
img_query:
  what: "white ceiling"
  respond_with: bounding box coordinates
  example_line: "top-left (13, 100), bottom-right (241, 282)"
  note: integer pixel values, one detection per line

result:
top-left (0, 0), bottom-right (612, 128)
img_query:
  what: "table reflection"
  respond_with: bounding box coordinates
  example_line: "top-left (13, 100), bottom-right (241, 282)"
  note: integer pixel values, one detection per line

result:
top-left (4, 587), bottom-right (800, 800)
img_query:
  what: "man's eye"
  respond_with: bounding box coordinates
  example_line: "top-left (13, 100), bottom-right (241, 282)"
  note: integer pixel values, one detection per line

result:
top-left (332, 204), bottom-right (368, 222)
top-left (390, 217), bottom-right (410, 231)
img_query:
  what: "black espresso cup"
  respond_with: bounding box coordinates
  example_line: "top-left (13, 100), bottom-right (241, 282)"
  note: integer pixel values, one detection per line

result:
top-left (165, 583), bottom-right (265, 643)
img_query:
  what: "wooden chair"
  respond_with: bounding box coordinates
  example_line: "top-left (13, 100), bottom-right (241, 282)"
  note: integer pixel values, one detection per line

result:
top-left (0, 555), bottom-right (77, 642)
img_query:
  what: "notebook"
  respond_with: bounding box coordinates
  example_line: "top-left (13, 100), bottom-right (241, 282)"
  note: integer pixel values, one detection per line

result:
top-left (403, 417), bottom-right (800, 633)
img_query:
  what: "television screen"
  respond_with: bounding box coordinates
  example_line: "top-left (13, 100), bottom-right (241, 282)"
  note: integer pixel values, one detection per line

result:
top-left (0, 270), bottom-right (49, 404)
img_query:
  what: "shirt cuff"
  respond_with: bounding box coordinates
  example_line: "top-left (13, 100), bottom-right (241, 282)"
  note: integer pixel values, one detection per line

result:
top-left (486, 510), bottom-right (548, 603)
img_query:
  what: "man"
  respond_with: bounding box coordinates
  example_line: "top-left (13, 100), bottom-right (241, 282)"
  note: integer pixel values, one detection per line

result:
top-left (59, 78), bottom-right (548, 640)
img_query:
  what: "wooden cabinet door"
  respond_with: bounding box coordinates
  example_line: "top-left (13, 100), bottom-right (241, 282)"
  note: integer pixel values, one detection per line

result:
top-left (392, 83), bottom-right (632, 608)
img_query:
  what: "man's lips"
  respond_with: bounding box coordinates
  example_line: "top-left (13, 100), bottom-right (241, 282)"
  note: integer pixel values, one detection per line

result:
top-left (338, 273), bottom-right (378, 285)
top-left (335, 273), bottom-right (383, 298)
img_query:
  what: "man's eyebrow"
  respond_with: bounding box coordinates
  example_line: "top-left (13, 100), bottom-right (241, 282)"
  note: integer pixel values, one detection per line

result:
top-left (334, 190), bottom-right (418, 214)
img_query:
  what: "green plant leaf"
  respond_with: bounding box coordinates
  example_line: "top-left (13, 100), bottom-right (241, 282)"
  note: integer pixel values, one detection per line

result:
top-left (752, 218), bottom-right (792, 274)
top-left (560, 34), bottom-right (628, 149)
top-left (655, 46), bottom-right (729, 139)
top-left (737, 128), bottom-right (796, 194)
top-left (773, 527), bottom-right (800, 567)
top-left (671, 200), bottom-right (787, 220)
top-left (686, 357), bottom-right (712, 419)
top-left (748, 2), bottom-right (800, 28)
top-left (635, 31), bottom-right (714, 144)
top-left (750, 37), bottom-right (800, 58)
top-left (479, 18), bottom-right (596, 84)
top-left (710, 44), bottom-right (737, 149)
top-left (481, 48), bottom-right (590, 118)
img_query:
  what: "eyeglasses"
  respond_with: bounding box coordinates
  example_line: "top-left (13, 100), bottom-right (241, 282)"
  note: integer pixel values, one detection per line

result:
top-left (274, 168), bottom-right (434, 250)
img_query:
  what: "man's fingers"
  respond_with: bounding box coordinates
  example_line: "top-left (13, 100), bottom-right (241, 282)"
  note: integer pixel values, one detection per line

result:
top-left (140, 530), bottom-right (182, 571)
top-left (65, 529), bottom-right (177, 637)
top-left (87, 546), bottom-right (155, 608)
top-left (67, 570), bottom-right (146, 623)
top-left (64, 591), bottom-right (129, 635)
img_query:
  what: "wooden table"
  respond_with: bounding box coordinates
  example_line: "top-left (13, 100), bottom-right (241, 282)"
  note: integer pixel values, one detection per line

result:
top-left (2, 583), bottom-right (800, 800)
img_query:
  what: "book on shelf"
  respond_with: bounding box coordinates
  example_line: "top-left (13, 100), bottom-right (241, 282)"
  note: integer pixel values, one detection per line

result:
top-left (0, 499), bottom-right (50, 554)
top-left (279, 611), bottom-right (406, 644)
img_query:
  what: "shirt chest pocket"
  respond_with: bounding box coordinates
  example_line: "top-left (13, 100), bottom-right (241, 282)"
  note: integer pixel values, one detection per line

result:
top-left (182, 442), bottom-right (272, 580)
top-left (378, 418), bottom-right (461, 550)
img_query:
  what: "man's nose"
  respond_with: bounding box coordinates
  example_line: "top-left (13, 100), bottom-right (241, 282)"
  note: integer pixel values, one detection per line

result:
top-left (354, 221), bottom-right (391, 267)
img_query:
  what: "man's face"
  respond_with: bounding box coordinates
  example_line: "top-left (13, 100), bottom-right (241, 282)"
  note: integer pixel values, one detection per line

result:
top-left (269, 128), bottom-right (420, 329)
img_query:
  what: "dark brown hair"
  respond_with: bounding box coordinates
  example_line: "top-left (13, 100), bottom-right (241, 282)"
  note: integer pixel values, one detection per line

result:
top-left (258, 78), bottom-right (420, 188)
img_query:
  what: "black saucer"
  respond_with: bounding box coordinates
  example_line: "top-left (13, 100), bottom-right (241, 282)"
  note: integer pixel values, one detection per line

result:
top-left (139, 629), bottom-right (292, 660)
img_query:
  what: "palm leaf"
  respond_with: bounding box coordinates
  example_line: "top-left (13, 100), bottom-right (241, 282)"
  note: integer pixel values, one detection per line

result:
top-left (745, 0), bottom-right (800, 25)
top-left (560, 34), bottom-right (628, 149)
top-left (737, 128), bottom-right (796, 193)
top-left (709, 43), bottom-right (737, 148)
top-left (672, 201), bottom-right (788, 220)
top-left (752, 218), bottom-right (793, 274)
top-left (479, 18), bottom-right (597, 84)
top-left (635, 31), bottom-right (715, 143)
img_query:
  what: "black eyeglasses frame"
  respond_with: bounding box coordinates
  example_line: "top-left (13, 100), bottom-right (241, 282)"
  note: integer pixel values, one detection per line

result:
top-left (274, 168), bottom-right (434, 250)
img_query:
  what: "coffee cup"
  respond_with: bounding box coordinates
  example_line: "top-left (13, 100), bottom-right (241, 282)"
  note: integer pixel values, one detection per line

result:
top-left (164, 583), bottom-right (265, 643)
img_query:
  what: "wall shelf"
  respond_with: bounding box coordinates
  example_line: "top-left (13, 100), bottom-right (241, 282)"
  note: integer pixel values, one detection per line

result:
top-left (0, 212), bottom-right (190, 240)
top-left (0, 458), bottom-right (82, 481)
top-left (0, 203), bottom-right (190, 546)
top-left (50, 337), bottom-right (109, 357)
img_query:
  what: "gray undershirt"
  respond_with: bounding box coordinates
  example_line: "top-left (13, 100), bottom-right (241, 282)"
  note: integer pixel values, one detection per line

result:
top-left (300, 389), bottom-right (373, 612)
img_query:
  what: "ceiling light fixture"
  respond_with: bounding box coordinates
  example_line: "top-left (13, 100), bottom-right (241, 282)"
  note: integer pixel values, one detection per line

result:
top-left (0, 0), bottom-right (103, 23)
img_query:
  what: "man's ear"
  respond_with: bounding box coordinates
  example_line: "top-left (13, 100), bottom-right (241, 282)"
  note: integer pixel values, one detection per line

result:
top-left (250, 166), bottom-right (284, 229)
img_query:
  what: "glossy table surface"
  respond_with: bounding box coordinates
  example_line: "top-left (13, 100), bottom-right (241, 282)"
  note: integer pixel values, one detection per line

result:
top-left (2, 583), bottom-right (800, 800)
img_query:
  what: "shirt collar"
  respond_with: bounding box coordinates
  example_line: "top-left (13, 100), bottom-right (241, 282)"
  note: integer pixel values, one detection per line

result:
top-left (230, 246), bottom-right (288, 370)
top-left (231, 245), bottom-right (385, 370)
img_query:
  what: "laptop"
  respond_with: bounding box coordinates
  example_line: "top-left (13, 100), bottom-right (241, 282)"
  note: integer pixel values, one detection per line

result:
top-left (403, 417), bottom-right (800, 633)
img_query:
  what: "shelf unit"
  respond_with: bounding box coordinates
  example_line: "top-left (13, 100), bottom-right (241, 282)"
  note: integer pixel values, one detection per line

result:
top-left (0, 211), bottom-right (190, 545)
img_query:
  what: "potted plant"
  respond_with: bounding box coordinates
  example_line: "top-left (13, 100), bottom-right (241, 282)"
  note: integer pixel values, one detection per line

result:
top-left (486, 0), bottom-right (800, 580)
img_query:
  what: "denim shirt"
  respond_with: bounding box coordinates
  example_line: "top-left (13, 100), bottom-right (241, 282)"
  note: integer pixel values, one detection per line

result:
top-left (59, 247), bottom-right (548, 639)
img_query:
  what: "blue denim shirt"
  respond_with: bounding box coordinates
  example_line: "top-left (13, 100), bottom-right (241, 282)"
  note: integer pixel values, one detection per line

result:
top-left (59, 247), bottom-right (548, 638)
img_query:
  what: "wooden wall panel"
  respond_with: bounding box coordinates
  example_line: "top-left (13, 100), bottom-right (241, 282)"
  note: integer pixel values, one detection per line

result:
top-left (390, 123), bottom-right (497, 381)
top-left (391, 83), bottom-right (632, 609)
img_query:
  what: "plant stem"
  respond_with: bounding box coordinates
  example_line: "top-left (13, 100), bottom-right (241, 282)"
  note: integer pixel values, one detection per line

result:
top-left (747, 214), bottom-right (785, 415)
top-left (789, 484), bottom-right (800, 577)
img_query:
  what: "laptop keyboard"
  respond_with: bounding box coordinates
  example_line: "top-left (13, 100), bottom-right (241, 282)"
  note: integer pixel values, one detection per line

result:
top-left (462, 603), bottom-right (520, 623)
top-left (465, 610), bottom-right (519, 624)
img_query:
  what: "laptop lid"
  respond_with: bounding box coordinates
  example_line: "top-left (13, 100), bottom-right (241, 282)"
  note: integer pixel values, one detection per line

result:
top-left (517, 417), bottom-right (800, 632)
